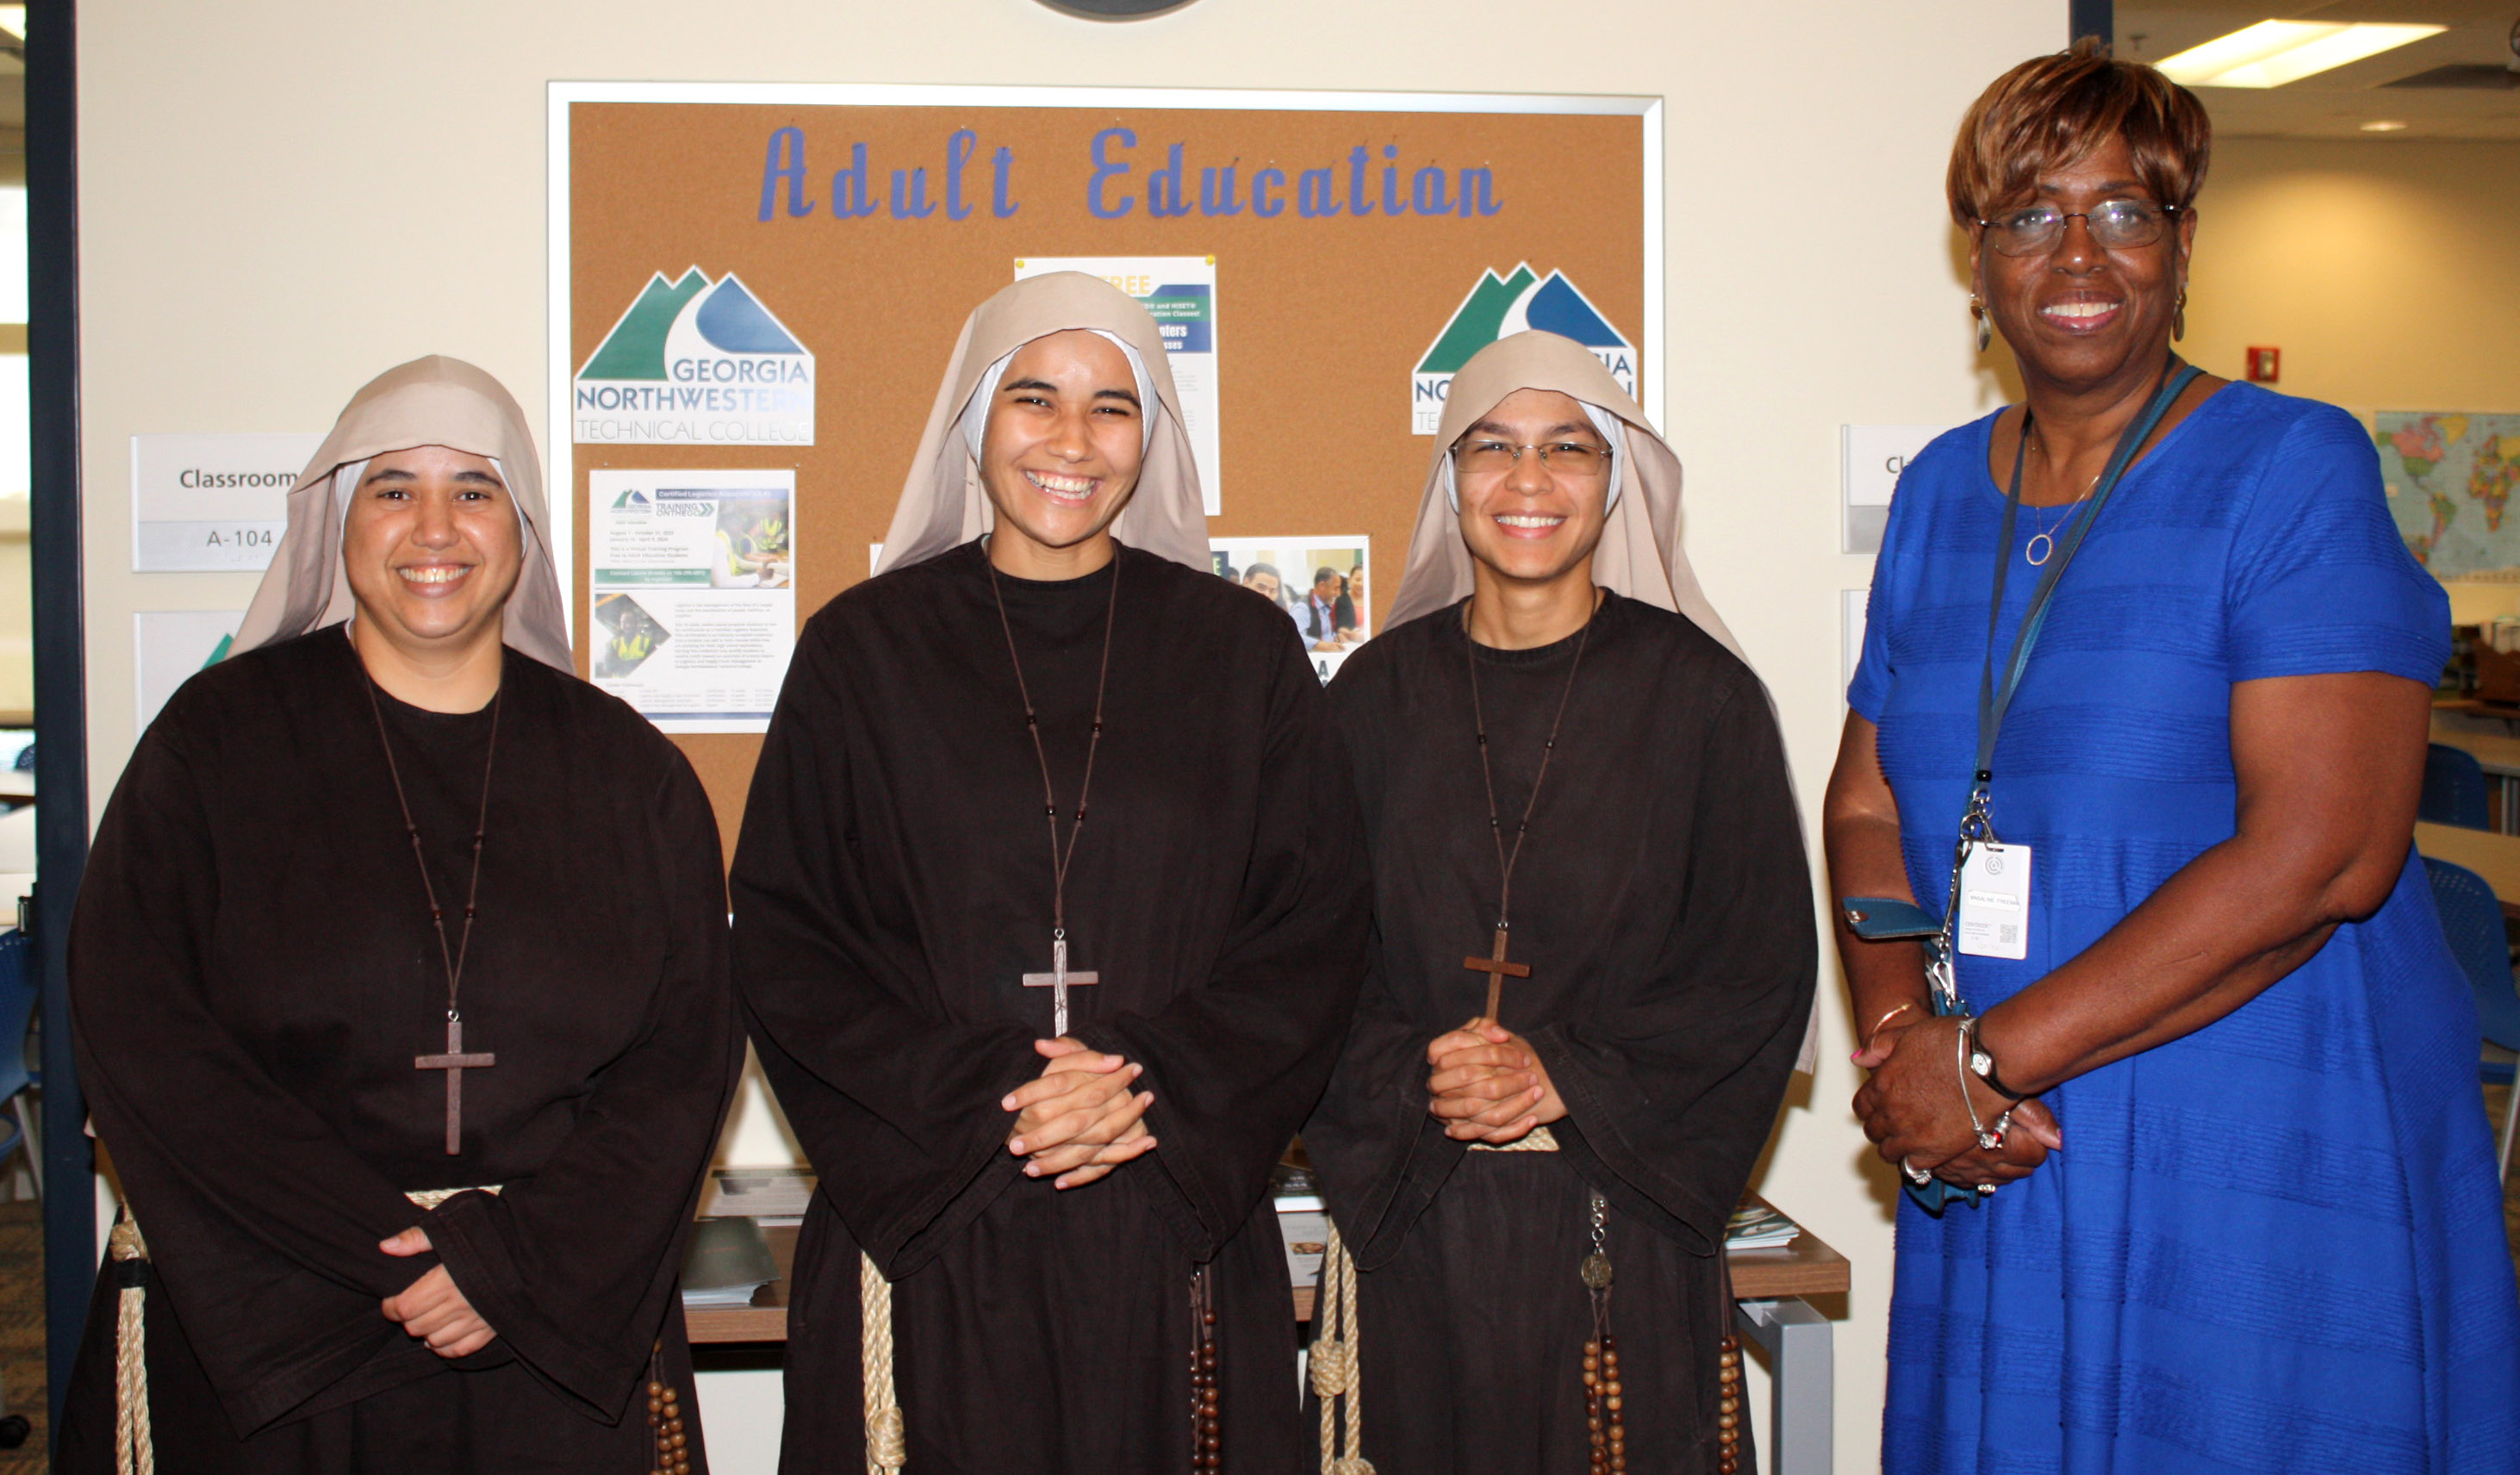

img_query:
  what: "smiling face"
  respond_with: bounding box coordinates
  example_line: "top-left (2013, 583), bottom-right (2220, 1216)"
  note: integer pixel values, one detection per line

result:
top-left (1452, 388), bottom-right (1613, 589)
top-left (341, 445), bottom-right (522, 658)
top-left (1972, 134), bottom-right (2194, 395)
top-left (979, 329), bottom-right (1146, 573)
top-left (1244, 568), bottom-right (1281, 602)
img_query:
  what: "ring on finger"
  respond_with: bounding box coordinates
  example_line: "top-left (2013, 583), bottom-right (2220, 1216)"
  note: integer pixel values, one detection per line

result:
top-left (1974, 1181), bottom-right (1998, 1196)
top-left (1901, 1157), bottom-right (1932, 1186)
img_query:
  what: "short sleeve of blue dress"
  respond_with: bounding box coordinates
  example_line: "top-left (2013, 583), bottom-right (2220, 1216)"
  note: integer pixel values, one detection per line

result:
top-left (1858, 385), bottom-right (2519, 1475)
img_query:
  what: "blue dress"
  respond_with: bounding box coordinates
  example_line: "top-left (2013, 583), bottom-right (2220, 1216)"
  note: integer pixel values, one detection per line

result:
top-left (1851, 384), bottom-right (2520, 1475)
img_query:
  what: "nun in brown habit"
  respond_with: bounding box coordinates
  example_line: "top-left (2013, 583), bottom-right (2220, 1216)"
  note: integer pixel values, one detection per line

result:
top-left (731, 271), bottom-right (1369, 1473)
top-left (1302, 332), bottom-right (1814, 1475)
top-left (59, 356), bottom-right (739, 1474)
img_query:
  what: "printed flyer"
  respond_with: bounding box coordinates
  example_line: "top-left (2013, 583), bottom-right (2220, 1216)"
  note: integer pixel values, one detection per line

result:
top-left (589, 468), bottom-right (796, 732)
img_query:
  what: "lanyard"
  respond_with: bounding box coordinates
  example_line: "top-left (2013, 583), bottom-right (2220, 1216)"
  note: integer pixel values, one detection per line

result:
top-left (1928, 360), bottom-right (2201, 1010)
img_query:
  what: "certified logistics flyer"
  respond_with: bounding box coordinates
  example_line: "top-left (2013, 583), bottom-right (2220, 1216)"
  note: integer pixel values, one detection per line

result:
top-left (589, 468), bottom-right (796, 732)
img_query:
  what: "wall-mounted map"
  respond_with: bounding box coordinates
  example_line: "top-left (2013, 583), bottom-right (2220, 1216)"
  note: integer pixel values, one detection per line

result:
top-left (2382, 411), bottom-right (2520, 579)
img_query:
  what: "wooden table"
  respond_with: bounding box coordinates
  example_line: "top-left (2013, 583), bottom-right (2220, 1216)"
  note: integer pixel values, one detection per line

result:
top-left (688, 1201), bottom-right (1850, 1475)
top-left (688, 1205), bottom-right (1849, 1340)
top-left (2417, 821), bottom-right (2520, 918)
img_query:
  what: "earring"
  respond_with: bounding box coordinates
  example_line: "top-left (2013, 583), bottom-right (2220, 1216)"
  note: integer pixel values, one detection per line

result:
top-left (1969, 295), bottom-right (1992, 353)
top-left (2173, 288), bottom-right (2187, 343)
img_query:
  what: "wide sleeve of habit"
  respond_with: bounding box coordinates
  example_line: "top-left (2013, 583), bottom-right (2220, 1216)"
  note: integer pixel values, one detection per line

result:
top-left (1527, 677), bottom-right (1814, 1254)
top-left (1063, 627), bottom-right (1372, 1258)
top-left (421, 750), bottom-right (740, 1418)
top-left (732, 614), bottom-right (1061, 1277)
top-left (75, 700), bottom-right (443, 1433)
top-left (72, 672), bottom-right (740, 1435)
top-left (1310, 651), bottom-right (1814, 1267)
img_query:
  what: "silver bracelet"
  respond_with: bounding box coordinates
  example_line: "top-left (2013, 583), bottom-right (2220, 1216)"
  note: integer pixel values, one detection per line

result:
top-left (1955, 1016), bottom-right (2014, 1153)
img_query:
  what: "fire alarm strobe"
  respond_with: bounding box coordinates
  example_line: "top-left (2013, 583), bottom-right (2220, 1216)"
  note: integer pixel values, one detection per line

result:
top-left (2244, 346), bottom-right (2280, 384)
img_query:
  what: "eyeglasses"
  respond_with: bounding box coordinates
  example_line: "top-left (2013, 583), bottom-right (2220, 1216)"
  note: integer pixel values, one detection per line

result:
top-left (1451, 439), bottom-right (1614, 478)
top-left (1977, 200), bottom-right (2181, 258)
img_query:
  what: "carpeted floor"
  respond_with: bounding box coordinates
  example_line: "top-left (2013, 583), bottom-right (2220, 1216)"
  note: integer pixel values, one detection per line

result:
top-left (0, 1200), bottom-right (43, 1472)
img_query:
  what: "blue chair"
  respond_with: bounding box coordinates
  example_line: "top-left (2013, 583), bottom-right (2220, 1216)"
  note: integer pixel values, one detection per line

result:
top-left (2423, 744), bottom-right (2492, 830)
top-left (2424, 857), bottom-right (2520, 1181)
top-left (0, 931), bottom-right (36, 1193)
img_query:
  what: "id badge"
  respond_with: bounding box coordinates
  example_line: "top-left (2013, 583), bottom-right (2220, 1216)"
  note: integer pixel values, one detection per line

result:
top-left (1956, 843), bottom-right (2032, 961)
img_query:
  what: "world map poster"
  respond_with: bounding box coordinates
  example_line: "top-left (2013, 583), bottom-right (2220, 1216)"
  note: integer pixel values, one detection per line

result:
top-left (2382, 411), bottom-right (2520, 579)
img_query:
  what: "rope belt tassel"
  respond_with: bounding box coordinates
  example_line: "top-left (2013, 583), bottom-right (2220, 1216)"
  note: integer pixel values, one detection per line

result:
top-left (109, 1215), bottom-right (152, 1475)
top-left (861, 1250), bottom-right (905, 1475)
top-left (1311, 1223), bottom-right (1373, 1475)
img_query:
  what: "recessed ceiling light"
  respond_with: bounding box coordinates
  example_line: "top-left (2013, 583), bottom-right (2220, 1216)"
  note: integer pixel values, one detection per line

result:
top-left (2360, 118), bottom-right (2411, 132)
top-left (2156, 20), bottom-right (2445, 88)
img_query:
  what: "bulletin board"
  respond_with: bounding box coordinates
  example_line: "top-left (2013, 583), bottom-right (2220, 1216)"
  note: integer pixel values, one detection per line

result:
top-left (550, 82), bottom-right (1659, 847)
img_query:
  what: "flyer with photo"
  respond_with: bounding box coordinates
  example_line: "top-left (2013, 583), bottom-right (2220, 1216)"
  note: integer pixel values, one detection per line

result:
top-left (589, 468), bottom-right (796, 732)
top-left (1014, 256), bottom-right (1221, 516)
top-left (1209, 536), bottom-right (1369, 684)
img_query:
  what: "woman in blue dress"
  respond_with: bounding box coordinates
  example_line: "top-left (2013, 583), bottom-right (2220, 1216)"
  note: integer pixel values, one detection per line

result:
top-left (1826, 40), bottom-right (2520, 1474)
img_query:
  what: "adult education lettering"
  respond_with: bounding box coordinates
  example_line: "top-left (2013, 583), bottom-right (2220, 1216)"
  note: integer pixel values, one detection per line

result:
top-left (756, 126), bottom-right (1504, 224)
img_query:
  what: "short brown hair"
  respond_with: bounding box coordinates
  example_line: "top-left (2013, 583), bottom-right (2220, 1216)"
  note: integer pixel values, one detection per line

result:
top-left (1947, 37), bottom-right (2212, 227)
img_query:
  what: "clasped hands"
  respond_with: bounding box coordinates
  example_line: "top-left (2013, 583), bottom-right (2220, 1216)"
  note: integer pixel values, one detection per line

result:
top-left (378, 1227), bottom-right (495, 1359)
top-left (1851, 1009), bottom-right (2063, 1192)
top-left (1426, 1018), bottom-right (1565, 1146)
top-left (1004, 1036), bottom-right (1160, 1190)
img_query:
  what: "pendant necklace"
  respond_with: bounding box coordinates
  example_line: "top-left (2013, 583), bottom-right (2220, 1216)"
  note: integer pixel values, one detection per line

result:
top-left (364, 664), bottom-right (503, 1157)
top-left (1461, 593), bottom-right (1596, 1024)
top-left (986, 544), bottom-right (1120, 1039)
top-left (2020, 423), bottom-right (2101, 568)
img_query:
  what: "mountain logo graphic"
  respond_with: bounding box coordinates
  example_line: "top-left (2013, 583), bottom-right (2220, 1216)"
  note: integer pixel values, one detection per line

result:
top-left (575, 267), bottom-right (815, 446)
top-left (611, 488), bottom-right (652, 509)
top-left (1411, 265), bottom-right (1636, 434)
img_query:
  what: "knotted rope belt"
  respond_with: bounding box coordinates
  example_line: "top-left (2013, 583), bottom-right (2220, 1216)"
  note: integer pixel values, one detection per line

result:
top-left (860, 1252), bottom-right (905, 1475)
top-left (109, 1186), bottom-right (502, 1475)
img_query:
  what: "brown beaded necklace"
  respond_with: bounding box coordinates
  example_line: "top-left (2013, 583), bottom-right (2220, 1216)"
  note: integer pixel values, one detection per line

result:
top-left (1188, 1263), bottom-right (1221, 1470)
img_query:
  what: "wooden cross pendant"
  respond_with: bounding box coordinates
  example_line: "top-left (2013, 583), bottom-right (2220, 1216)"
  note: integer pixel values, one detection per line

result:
top-left (1463, 925), bottom-right (1532, 1023)
top-left (415, 1014), bottom-right (495, 1156)
top-left (1022, 933), bottom-right (1099, 1037)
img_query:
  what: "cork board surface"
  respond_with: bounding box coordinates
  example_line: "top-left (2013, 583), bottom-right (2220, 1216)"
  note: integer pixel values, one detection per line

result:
top-left (562, 94), bottom-right (1650, 850)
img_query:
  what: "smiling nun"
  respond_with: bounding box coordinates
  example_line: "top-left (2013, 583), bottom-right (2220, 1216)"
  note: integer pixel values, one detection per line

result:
top-left (1301, 331), bottom-right (1814, 1475)
top-left (731, 271), bottom-right (1369, 1473)
top-left (59, 357), bottom-right (738, 1473)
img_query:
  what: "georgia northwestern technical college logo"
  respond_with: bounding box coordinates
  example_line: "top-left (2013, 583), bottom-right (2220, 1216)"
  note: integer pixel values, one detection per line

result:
top-left (575, 268), bottom-right (815, 445)
top-left (1413, 265), bottom-right (1636, 433)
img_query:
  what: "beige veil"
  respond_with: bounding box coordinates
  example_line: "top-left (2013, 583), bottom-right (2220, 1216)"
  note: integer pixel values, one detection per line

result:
top-left (873, 271), bottom-right (1209, 575)
top-left (1389, 332), bottom-right (1819, 1071)
top-left (230, 355), bottom-right (571, 671)
top-left (1384, 330), bottom-right (1739, 658)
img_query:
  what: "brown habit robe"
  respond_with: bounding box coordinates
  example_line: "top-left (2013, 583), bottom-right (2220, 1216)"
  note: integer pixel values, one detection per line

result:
top-left (733, 274), bottom-right (1370, 1473)
top-left (59, 359), bottom-right (738, 1473)
top-left (1302, 333), bottom-right (1815, 1475)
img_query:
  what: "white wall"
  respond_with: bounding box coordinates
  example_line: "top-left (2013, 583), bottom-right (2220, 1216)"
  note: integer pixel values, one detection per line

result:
top-left (76, 3), bottom-right (2063, 1469)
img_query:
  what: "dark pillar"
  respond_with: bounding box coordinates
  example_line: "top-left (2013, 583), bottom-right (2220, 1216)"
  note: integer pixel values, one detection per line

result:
top-left (2071, 0), bottom-right (2112, 48)
top-left (25, 0), bottom-right (93, 1446)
